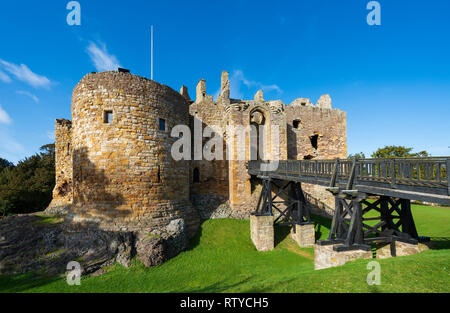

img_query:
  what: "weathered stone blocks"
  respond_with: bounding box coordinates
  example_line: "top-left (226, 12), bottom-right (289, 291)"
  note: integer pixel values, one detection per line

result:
top-left (314, 244), bottom-right (372, 270)
top-left (47, 119), bottom-right (73, 214)
top-left (0, 214), bottom-right (134, 276)
top-left (250, 214), bottom-right (274, 251)
top-left (291, 223), bottom-right (315, 248)
top-left (316, 94), bottom-right (332, 109)
top-left (314, 241), bottom-right (430, 270)
top-left (69, 71), bottom-right (192, 233)
top-left (376, 241), bottom-right (429, 259)
top-left (136, 235), bottom-right (166, 267)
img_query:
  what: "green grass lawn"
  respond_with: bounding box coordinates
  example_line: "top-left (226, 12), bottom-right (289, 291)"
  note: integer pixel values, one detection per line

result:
top-left (0, 204), bottom-right (449, 293)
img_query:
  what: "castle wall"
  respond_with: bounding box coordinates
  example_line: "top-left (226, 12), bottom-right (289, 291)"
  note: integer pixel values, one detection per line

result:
top-left (225, 98), bottom-right (288, 217)
top-left (285, 100), bottom-right (347, 210)
top-left (189, 97), bottom-right (229, 198)
top-left (47, 119), bottom-right (73, 213)
top-left (189, 95), bottom-right (230, 217)
top-left (285, 104), bottom-right (347, 161)
top-left (188, 73), bottom-right (290, 218)
top-left (70, 72), bottom-right (192, 232)
top-left (49, 70), bottom-right (348, 231)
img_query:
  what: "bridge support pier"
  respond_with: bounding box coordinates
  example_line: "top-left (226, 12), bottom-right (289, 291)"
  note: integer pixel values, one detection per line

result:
top-left (250, 214), bottom-right (274, 251)
top-left (291, 223), bottom-right (315, 248)
top-left (251, 176), bottom-right (314, 251)
top-left (247, 158), bottom-right (448, 268)
top-left (315, 190), bottom-right (427, 269)
top-left (314, 243), bottom-right (372, 270)
top-left (376, 240), bottom-right (428, 259)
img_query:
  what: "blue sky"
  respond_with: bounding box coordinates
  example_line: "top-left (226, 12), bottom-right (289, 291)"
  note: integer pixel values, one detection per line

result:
top-left (0, 0), bottom-right (449, 163)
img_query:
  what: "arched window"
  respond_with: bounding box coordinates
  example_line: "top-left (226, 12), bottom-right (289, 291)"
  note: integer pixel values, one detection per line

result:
top-left (193, 168), bottom-right (200, 183)
top-left (250, 110), bottom-right (266, 161)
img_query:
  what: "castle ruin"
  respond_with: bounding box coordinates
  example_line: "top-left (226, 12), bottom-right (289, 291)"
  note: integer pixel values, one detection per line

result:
top-left (47, 70), bottom-right (347, 263)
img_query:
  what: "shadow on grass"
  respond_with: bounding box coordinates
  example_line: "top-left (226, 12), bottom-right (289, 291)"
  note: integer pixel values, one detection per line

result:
top-left (185, 219), bottom-right (205, 252)
top-left (311, 214), bottom-right (331, 241)
top-left (368, 285), bottom-right (381, 293)
top-left (0, 273), bottom-right (60, 293)
top-left (274, 225), bottom-right (291, 247)
top-left (242, 277), bottom-right (300, 293)
top-left (182, 277), bottom-right (254, 293)
top-left (429, 237), bottom-right (450, 250)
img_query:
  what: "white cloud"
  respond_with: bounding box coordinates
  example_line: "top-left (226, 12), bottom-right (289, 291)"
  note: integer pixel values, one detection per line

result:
top-left (0, 59), bottom-right (51, 88)
top-left (0, 105), bottom-right (12, 125)
top-left (0, 70), bottom-right (11, 83)
top-left (16, 90), bottom-right (39, 103)
top-left (87, 42), bottom-right (121, 72)
top-left (230, 70), bottom-right (282, 99)
top-left (47, 131), bottom-right (55, 141)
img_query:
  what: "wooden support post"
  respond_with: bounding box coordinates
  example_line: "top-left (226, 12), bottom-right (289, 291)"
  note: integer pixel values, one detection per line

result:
top-left (399, 199), bottom-right (419, 239)
top-left (296, 200), bottom-right (302, 230)
top-left (353, 200), bottom-right (364, 245)
top-left (268, 179), bottom-right (273, 216)
top-left (328, 196), bottom-right (342, 241)
top-left (298, 182), bottom-right (311, 224)
top-left (447, 159), bottom-right (450, 196)
top-left (261, 180), bottom-right (268, 215)
top-left (380, 196), bottom-right (395, 231)
top-left (346, 159), bottom-right (357, 190)
top-left (330, 159), bottom-right (339, 187)
top-left (344, 201), bottom-right (357, 247)
top-left (391, 159), bottom-right (397, 188)
top-left (255, 182), bottom-right (264, 215)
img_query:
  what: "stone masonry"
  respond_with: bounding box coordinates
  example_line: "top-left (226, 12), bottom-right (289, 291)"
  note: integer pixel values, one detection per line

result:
top-left (49, 70), bottom-right (347, 224)
top-left (290, 223), bottom-right (315, 248)
top-left (314, 244), bottom-right (372, 270)
top-left (250, 214), bottom-right (274, 251)
top-left (45, 69), bottom-right (347, 269)
top-left (69, 72), bottom-right (192, 233)
top-left (47, 119), bottom-right (73, 215)
top-left (187, 71), bottom-right (346, 219)
top-left (376, 241), bottom-right (429, 259)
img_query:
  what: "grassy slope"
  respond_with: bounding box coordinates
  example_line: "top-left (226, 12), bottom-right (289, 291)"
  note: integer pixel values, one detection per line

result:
top-left (0, 204), bottom-right (449, 293)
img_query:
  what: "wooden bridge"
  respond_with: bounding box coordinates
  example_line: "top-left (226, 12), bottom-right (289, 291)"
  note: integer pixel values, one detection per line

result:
top-left (248, 157), bottom-right (450, 253)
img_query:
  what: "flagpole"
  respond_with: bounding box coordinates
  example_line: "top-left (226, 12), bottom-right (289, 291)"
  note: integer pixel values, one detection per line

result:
top-left (151, 25), bottom-right (154, 80)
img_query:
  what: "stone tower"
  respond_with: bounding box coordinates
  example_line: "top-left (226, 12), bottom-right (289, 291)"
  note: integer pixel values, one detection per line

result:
top-left (50, 71), bottom-right (194, 234)
top-left (48, 69), bottom-right (347, 238)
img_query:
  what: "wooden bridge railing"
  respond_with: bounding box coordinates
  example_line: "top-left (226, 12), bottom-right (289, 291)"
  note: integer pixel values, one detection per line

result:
top-left (248, 157), bottom-right (450, 203)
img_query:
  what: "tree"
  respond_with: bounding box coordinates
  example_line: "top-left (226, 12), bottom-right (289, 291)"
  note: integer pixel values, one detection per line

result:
top-left (0, 144), bottom-right (55, 215)
top-left (371, 146), bottom-right (429, 159)
top-left (0, 198), bottom-right (12, 217)
top-left (0, 158), bottom-right (14, 171)
top-left (369, 145), bottom-right (432, 180)
top-left (348, 152), bottom-right (366, 159)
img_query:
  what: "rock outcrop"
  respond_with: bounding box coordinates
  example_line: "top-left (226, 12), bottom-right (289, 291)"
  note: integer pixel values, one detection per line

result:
top-left (0, 213), bottom-right (189, 276)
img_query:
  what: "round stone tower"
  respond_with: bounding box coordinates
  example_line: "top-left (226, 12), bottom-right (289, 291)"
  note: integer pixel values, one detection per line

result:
top-left (70, 71), bottom-right (191, 233)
